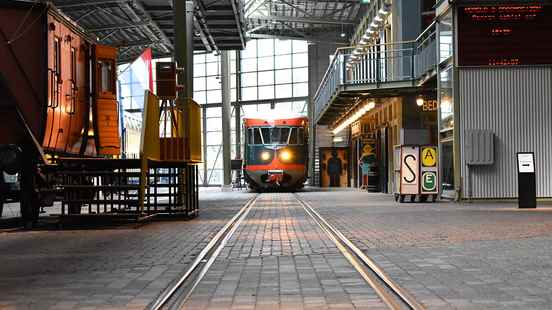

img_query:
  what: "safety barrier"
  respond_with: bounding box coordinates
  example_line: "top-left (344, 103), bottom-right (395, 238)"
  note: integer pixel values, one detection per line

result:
top-left (314, 22), bottom-right (437, 123)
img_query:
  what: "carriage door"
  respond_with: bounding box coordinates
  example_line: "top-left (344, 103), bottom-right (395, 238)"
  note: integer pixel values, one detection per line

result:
top-left (93, 45), bottom-right (120, 156)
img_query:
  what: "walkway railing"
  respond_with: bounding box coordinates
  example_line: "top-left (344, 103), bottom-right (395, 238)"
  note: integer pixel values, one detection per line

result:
top-left (314, 22), bottom-right (437, 123)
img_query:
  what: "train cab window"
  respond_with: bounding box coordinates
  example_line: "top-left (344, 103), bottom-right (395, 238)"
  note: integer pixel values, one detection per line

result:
top-left (260, 128), bottom-right (270, 144)
top-left (98, 59), bottom-right (115, 93)
top-left (297, 128), bottom-right (305, 145)
top-left (270, 127), bottom-right (290, 145)
top-left (289, 128), bottom-right (298, 145)
top-left (253, 128), bottom-right (263, 144)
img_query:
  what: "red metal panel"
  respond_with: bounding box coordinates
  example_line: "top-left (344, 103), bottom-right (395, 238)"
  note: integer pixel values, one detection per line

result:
top-left (0, 4), bottom-right (47, 145)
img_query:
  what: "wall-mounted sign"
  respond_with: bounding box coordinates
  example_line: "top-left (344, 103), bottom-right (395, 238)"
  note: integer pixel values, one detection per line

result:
top-left (400, 146), bottom-right (419, 194)
top-left (458, 5), bottom-right (552, 66)
top-left (422, 100), bottom-right (438, 112)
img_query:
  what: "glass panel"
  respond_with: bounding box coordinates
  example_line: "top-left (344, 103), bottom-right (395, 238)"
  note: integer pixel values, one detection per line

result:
top-left (293, 40), bottom-right (308, 53)
top-left (275, 84), bottom-right (292, 98)
top-left (293, 67), bottom-right (308, 82)
top-left (194, 53), bottom-right (206, 64)
top-left (258, 71), bottom-right (274, 85)
top-left (258, 85), bottom-right (275, 100)
top-left (205, 53), bottom-right (219, 63)
top-left (439, 9), bottom-right (453, 63)
top-left (275, 55), bottom-right (292, 69)
top-left (258, 56), bottom-right (274, 71)
top-left (254, 128), bottom-right (263, 144)
top-left (257, 39), bottom-right (274, 57)
top-left (194, 77), bottom-right (206, 91)
top-left (241, 42), bottom-right (257, 58)
top-left (194, 91), bottom-right (206, 105)
top-left (260, 128), bottom-right (270, 144)
top-left (241, 58), bottom-right (257, 72)
top-left (241, 72), bottom-right (257, 87)
top-left (206, 107), bottom-right (221, 117)
top-left (439, 67), bottom-right (453, 132)
top-left (292, 53), bottom-right (308, 67)
top-left (275, 69), bottom-right (292, 84)
top-left (194, 64), bottom-right (205, 77)
top-left (289, 128), bottom-right (298, 144)
top-left (275, 39), bottom-right (292, 55)
top-left (206, 90), bottom-right (222, 103)
top-left (206, 118), bottom-right (222, 131)
top-left (206, 76), bottom-right (220, 90)
top-left (206, 62), bottom-right (218, 75)
top-left (273, 101), bottom-right (292, 114)
top-left (298, 128), bottom-right (304, 144)
top-left (293, 83), bottom-right (308, 97)
top-left (206, 131), bottom-right (222, 145)
top-left (242, 87), bottom-right (257, 101)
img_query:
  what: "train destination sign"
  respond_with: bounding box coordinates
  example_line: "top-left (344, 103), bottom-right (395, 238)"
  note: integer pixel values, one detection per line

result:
top-left (458, 5), bottom-right (552, 66)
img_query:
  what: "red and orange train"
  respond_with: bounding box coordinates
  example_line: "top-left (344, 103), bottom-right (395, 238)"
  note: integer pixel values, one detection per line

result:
top-left (0, 2), bottom-right (120, 220)
top-left (243, 116), bottom-right (309, 191)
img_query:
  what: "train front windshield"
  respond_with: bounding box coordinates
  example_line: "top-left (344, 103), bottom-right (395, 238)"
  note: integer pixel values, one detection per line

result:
top-left (250, 127), bottom-right (305, 145)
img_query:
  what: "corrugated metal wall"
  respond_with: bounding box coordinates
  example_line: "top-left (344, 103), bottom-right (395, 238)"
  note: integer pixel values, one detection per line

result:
top-left (459, 67), bottom-right (552, 199)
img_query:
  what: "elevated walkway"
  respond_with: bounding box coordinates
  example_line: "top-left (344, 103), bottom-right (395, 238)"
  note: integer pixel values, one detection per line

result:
top-left (314, 23), bottom-right (437, 126)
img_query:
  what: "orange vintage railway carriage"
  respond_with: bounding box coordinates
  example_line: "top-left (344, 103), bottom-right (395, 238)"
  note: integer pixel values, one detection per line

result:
top-left (0, 2), bottom-right (120, 220)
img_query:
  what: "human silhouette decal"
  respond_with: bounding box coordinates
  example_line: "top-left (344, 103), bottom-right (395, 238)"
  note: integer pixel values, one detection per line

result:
top-left (327, 150), bottom-right (343, 187)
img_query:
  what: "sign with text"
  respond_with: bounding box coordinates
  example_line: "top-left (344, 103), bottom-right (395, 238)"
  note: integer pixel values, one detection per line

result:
top-left (400, 146), bottom-right (419, 195)
top-left (517, 152), bottom-right (536, 208)
top-left (420, 146), bottom-right (439, 195)
top-left (517, 153), bottom-right (535, 173)
top-left (458, 5), bottom-right (552, 66)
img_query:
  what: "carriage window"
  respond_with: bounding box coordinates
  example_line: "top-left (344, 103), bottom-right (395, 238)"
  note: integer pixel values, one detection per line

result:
top-left (253, 128), bottom-right (263, 144)
top-left (289, 128), bottom-right (298, 145)
top-left (53, 37), bottom-right (61, 77)
top-left (297, 128), bottom-right (304, 145)
top-left (70, 48), bottom-right (76, 81)
top-left (98, 59), bottom-right (115, 93)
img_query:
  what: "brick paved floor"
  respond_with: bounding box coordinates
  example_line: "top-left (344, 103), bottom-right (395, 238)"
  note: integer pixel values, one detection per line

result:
top-left (0, 189), bottom-right (255, 310)
top-left (182, 193), bottom-right (387, 310)
top-left (298, 190), bottom-right (552, 309)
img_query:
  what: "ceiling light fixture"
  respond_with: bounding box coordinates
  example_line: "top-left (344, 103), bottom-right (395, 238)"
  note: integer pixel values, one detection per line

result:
top-left (332, 100), bottom-right (377, 135)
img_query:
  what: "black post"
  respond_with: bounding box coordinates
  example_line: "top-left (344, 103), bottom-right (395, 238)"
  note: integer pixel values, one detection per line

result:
top-left (517, 152), bottom-right (536, 208)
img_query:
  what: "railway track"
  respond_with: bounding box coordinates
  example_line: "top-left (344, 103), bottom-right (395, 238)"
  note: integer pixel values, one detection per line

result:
top-left (295, 194), bottom-right (425, 310)
top-left (148, 193), bottom-right (424, 310)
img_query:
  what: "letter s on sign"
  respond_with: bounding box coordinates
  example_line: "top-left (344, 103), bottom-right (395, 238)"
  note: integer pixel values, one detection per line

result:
top-left (403, 154), bottom-right (417, 183)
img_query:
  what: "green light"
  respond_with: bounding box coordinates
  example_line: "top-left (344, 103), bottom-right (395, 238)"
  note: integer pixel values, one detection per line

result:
top-left (360, 0), bottom-right (370, 4)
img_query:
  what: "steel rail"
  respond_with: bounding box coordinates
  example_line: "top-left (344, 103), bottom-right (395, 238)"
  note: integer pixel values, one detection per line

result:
top-left (295, 194), bottom-right (425, 310)
top-left (148, 194), bottom-right (258, 310)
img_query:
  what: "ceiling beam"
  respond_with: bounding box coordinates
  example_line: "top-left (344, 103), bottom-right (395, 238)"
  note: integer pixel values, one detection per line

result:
top-left (249, 15), bottom-right (354, 25)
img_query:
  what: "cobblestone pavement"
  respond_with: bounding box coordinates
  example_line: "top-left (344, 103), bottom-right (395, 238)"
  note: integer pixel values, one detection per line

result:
top-left (182, 193), bottom-right (386, 310)
top-left (298, 190), bottom-right (552, 309)
top-left (0, 189), bottom-right (255, 310)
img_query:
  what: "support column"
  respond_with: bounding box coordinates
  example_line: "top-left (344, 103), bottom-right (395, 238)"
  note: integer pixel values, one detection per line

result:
top-left (221, 51), bottom-right (232, 189)
top-left (235, 51), bottom-right (242, 179)
top-left (175, 0), bottom-right (194, 100)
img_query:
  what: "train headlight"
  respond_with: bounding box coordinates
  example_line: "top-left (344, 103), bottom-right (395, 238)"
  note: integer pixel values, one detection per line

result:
top-left (279, 150), bottom-right (292, 162)
top-left (260, 151), bottom-right (271, 161)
